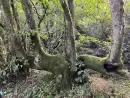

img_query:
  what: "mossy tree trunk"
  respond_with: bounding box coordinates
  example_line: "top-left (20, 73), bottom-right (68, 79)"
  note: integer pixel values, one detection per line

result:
top-left (20, 0), bottom-right (72, 90)
top-left (77, 0), bottom-right (125, 75)
top-left (0, 0), bottom-right (72, 90)
top-left (0, 37), bottom-right (6, 68)
top-left (0, 0), bottom-right (14, 31)
top-left (0, 0), bottom-right (21, 57)
top-left (78, 0), bottom-right (126, 76)
top-left (10, 0), bottom-right (20, 31)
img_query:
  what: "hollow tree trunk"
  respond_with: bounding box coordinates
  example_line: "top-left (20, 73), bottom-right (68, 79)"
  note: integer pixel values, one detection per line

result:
top-left (78, 55), bottom-right (130, 78)
top-left (108, 0), bottom-right (124, 69)
top-left (78, 55), bottom-right (120, 74)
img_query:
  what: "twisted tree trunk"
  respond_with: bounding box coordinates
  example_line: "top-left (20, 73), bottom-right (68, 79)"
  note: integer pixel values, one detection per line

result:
top-left (20, 0), bottom-right (71, 90)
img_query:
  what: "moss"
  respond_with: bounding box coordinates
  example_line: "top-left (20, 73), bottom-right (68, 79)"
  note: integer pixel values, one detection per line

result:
top-left (78, 55), bottom-right (108, 74)
top-left (78, 54), bottom-right (124, 74)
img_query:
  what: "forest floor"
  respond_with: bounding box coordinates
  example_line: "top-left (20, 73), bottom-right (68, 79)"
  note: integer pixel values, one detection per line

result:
top-left (2, 69), bottom-right (130, 98)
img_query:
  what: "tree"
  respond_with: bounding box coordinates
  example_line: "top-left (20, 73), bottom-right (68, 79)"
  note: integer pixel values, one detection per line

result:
top-left (78, 0), bottom-right (126, 76)
top-left (0, 0), bottom-right (18, 57)
top-left (20, 0), bottom-right (72, 90)
top-left (60, 0), bottom-right (76, 86)
top-left (108, 0), bottom-right (124, 69)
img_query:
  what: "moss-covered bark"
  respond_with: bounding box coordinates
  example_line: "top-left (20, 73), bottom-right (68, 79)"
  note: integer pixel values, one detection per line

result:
top-left (0, 0), bottom-right (24, 57)
top-left (0, 37), bottom-right (6, 68)
top-left (78, 55), bottom-right (108, 74)
top-left (78, 55), bottom-right (121, 74)
top-left (27, 34), bottom-right (71, 90)
top-left (0, 0), bottom-right (14, 30)
top-left (10, 0), bottom-right (20, 31)
top-left (20, 0), bottom-right (72, 90)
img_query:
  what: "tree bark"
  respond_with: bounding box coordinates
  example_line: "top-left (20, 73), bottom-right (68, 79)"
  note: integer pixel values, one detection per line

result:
top-left (0, 0), bottom-right (20, 57)
top-left (60, 0), bottom-right (76, 88)
top-left (0, 0), bottom-right (14, 31)
top-left (20, 0), bottom-right (37, 44)
top-left (0, 37), bottom-right (6, 68)
top-left (60, 0), bottom-right (76, 71)
top-left (108, 0), bottom-right (124, 69)
top-left (10, 0), bottom-right (20, 31)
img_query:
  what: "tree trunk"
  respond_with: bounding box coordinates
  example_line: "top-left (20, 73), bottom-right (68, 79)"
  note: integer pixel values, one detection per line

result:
top-left (108, 0), bottom-right (124, 69)
top-left (0, 37), bottom-right (6, 68)
top-left (21, 0), bottom-right (71, 90)
top-left (10, 0), bottom-right (20, 31)
top-left (0, 0), bottom-right (14, 31)
top-left (0, 0), bottom-right (20, 57)
top-left (78, 55), bottom-right (130, 79)
top-left (20, 0), bottom-right (37, 44)
top-left (78, 0), bottom-right (126, 76)
top-left (60, 0), bottom-right (76, 88)
top-left (78, 55), bottom-right (121, 74)
top-left (60, 0), bottom-right (76, 67)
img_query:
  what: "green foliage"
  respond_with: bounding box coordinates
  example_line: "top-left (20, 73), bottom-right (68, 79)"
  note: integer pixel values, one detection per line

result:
top-left (124, 0), bottom-right (130, 13)
top-left (68, 83), bottom-right (91, 97)
top-left (76, 33), bottom-right (111, 47)
top-left (24, 79), bottom-right (91, 98)
top-left (75, 0), bottom-right (111, 24)
top-left (42, 34), bottom-right (48, 40)
top-left (24, 79), bottom-right (58, 98)
top-left (0, 56), bottom-right (29, 84)
top-left (73, 60), bottom-right (89, 84)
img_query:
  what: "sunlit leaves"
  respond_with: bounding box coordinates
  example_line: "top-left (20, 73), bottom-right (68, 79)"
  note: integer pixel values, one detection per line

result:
top-left (2, 50), bottom-right (6, 55)
top-left (17, 0), bottom-right (24, 14)
top-left (75, 0), bottom-right (111, 24)
top-left (124, 0), bottom-right (130, 13)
